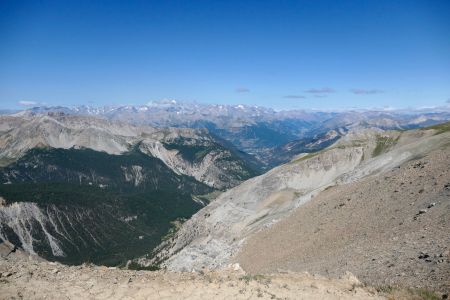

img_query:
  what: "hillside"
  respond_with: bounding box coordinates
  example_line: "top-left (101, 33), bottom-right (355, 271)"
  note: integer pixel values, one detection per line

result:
top-left (0, 114), bottom-right (258, 266)
top-left (0, 147), bottom-right (211, 265)
top-left (237, 147), bottom-right (450, 292)
top-left (149, 123), bottom-right (450, 293)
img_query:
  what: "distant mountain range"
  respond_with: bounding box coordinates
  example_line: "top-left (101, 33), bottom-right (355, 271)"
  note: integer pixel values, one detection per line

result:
top-left (10, 102), bottom-right (450, 168)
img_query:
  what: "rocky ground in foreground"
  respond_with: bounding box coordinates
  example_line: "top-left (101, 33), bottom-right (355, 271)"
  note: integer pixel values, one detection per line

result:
top-left (1, 244), bottom-right (447, 300)
top-left (237, 148), bottom-right (450, 295)
top-left (0, 244), bottom-right (384, 300)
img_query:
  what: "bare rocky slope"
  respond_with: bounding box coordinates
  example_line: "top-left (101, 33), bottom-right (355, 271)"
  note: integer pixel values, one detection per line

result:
top-left (0, 114), bottom-right (256, 189)
top-left (237, 147), bottom-right (450, 292)
top-left (149, 123), bottom-right (450, 294)
top-left (0, 242), bottom-right (386, 300)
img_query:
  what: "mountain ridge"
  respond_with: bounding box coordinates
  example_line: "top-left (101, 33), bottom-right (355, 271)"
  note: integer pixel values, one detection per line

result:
top-left (0, 114), bottom-right (257, 189)
top-left (10, 103), bottom-right (450, 168)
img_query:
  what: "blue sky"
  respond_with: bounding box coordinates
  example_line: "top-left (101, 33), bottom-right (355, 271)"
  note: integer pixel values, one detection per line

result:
top-left (1, 0), bottom-right (449, 110)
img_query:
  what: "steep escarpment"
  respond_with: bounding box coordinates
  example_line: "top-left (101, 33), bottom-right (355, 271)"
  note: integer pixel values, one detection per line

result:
top-left (151, 125), bottom-right (450, 277)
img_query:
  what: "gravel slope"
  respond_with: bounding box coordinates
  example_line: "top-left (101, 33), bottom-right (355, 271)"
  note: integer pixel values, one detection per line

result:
top-left (236, 148), bottom-right (450, 293)
top-left (157, 127), bottom-right (450, 272)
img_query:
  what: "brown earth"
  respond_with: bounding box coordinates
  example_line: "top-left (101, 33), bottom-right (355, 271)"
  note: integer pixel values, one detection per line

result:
top-left (0, 243), bottom-right (384, 300)
top-left (236, 148), bottom-right (450, 295)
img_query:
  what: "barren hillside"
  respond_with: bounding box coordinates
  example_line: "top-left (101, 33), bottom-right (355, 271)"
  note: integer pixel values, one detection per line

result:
top-left (237, 147), bottom-right (450, 292)
top-left (154, 125), bottom-right (450, 275)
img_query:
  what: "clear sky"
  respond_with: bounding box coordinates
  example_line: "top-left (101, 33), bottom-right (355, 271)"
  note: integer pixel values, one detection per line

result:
top-left (1, 0), bottom-right (449, 110)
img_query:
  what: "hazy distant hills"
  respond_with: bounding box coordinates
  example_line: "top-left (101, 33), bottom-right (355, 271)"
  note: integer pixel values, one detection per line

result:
top-left (14, 102), bottom-right (450, 168)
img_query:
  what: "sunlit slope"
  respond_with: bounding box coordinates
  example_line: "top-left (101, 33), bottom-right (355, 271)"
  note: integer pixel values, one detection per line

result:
top-left (152, 123), bottom-right (450, 276)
